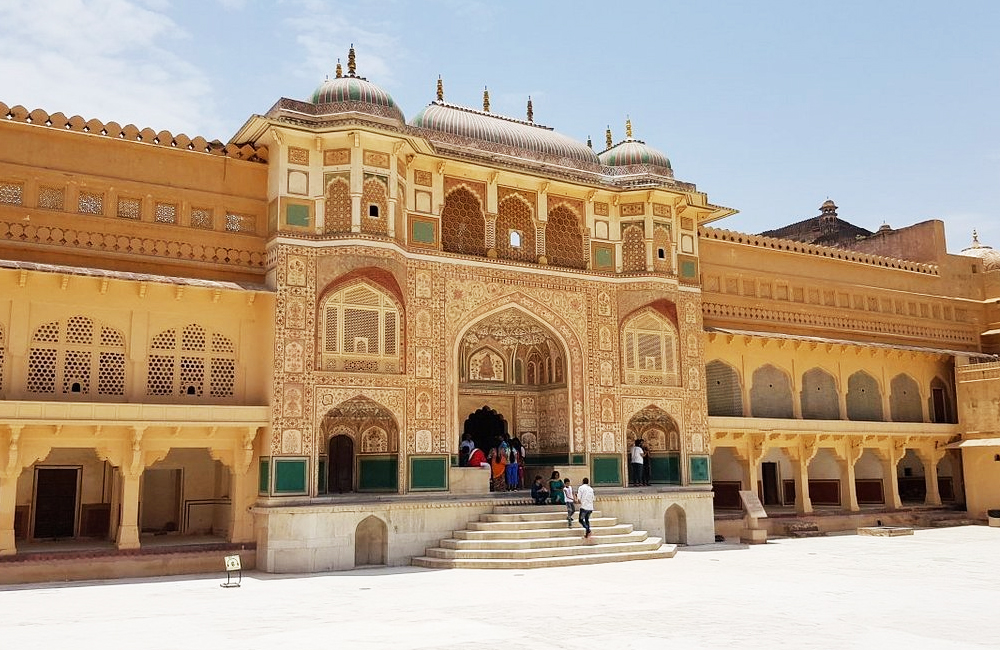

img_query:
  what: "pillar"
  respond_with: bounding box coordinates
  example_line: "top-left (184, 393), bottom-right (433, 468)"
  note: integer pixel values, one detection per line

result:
top-left (792, 457), bottom-right (813, 514)
top-left (879, 448), bottom-right (903, 510)
top-left (0, 473), bottom-right (17, 555)
top-left (838, 458), bottom-right (860, 512)
top-left (116, 467), bottom-right (142, 550)
top-left (919, 449), bottom-right (944, 507)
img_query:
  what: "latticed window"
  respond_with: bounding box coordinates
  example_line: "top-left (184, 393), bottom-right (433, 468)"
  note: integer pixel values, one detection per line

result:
top-left (78, 191), bottom-right (104, 215)
top-left (191, 207), bottom-right (213, 229)
top-left (622, 310), bottom-right (678, 386)
top-left (225, 212), bottom-right (254, 233)
top-left (38, 186), bottom-right (65, 210)
top-left (117, 197), bottom-right (141, 220)
top-left (441, 187), bottom-right (486, 256)
top-left (0, 182), bottom-right (24, 205)
top-left (321, 283), bottom-right (401, 373)
top-left (26, 316), bottom-right (127, 397)
top-left (155, 202), bottom-right (177, 224)
top-left (146, 324), bottom-right (236, 398)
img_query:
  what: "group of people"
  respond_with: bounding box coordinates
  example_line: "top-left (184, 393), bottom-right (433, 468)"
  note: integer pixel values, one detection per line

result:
top-left (629, 438), bottom-right (651, 487)
top-left (459, 432), bottom-right (525, 491)
top-left (531, 471), bottom-right (596, 538)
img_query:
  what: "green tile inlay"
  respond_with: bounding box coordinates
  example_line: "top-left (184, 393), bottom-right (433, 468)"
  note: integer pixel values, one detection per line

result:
top-left (274, 458), bottom-right (308, 494)
top-left (591, 455), bottom-right (622, 486)
top-left (409, 456), bottom-right (449, 491)
top-left (595, 247), bottom-right (612, 268)
top-left (681, 259), bottom-right (697, 279)
top-left (411, 220), bottom-right (435, 243)
top-left (689, 455), bottom-right (711, 483)
top-left (650, 452), bottom-right (680, 484)
top-left (358, 455), bottom-right (398, 491)
top-left (286, 203), bottom-right (310, 227)
top-left (258, 457), bottom-right (270, 495)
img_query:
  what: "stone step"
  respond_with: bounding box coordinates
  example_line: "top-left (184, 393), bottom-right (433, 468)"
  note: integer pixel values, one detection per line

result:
top-left (480, 510), bottom-right (604, 523)
top-left (467, 517), bottom-right (617, 532)
top-left (440, 530), bottom-right (650, 550)
top-left (928, 518), bottom-right (980, 528)
top-left (492, 504), bottom-right (567, 515)
top-left (454, 523), bottom-right (634, 540)
top-left (412, 546), bottom-right (677, 570)
top-left (426, 537), bottom-right (664, 560)
top-left (787, 530), bottom-right (827, 538)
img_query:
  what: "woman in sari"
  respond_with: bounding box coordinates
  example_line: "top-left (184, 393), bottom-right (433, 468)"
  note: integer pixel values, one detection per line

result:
top-left (548, 470), bottom-right (565, 505)
top-left (489, 443), bottom-right (507, 492)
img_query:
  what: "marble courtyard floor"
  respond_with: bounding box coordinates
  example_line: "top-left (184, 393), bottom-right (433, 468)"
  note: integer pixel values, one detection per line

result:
top-left (1, 525), bottom-right (997, 649)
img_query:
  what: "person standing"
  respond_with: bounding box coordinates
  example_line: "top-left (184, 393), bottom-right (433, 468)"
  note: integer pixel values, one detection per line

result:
top-left (459, 432), bottom-right (474, 467)
top-left (577, 477), bottom-right (595, 538)
top-left (563, 478), bottom-right (575, 528)
top-left (629, 439), bottom-right (645, 487)
top-left (641, 439), bottom-right (651, 486)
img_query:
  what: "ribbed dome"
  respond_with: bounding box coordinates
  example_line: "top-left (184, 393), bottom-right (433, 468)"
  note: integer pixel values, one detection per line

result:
top-left (410, 102), bottom-right (599, 164)
top-left (599, 139), bottom-right (671, 170)
top-left (310, 76), bottom-right (404, 122)
top-left (959, 232), bottom-right (1000, 271)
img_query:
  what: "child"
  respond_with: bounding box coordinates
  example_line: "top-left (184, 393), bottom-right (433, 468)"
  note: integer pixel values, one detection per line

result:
top-left (563, 478), bottom-right (575, 528)
top-left (530, 475), bottom-right (549, 505)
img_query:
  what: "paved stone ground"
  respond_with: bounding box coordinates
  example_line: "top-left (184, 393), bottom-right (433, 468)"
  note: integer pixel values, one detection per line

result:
top-left (2, 526), bottom-right (998, 649)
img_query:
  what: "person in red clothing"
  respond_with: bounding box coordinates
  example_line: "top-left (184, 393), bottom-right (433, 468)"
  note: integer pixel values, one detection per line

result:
top-left (467, 446), bottom-right (488, 468)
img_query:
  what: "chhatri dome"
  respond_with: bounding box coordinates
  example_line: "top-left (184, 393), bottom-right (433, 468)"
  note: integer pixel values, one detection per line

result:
top-left (310, 46), bottom-right (404, 122)
top-left (409, 80), bottom-right (599, 164)
top-left (598, 118), bottom-right (672, 174)
top-left (959, 231), bottom-right (1000, 271)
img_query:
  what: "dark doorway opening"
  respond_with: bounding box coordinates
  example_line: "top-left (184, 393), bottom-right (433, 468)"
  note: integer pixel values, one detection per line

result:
top-left (761, 462), bottom-right (781, 506)
top-left (463, 407), bottom-right (507, 454)
top-left (34, 467), bottom-right (79, 539)
top-left (931, 387), bottom-right (949, 423)
top-left (328, 435), bottom-right (355, 493)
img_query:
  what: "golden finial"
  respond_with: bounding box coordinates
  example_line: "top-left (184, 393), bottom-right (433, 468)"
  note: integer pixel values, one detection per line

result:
top-left (483, 86), bottom-right (490, 112)
top-left (973, 230), bottom-right (981, 246)
top-left (335, 59), bottom-right (342, 79)
top-left (586, 135), bottom-right (592, 149)
top-left (436, 76), bottom-right (444, 102)
top-left (625, 117), bottom-right (633, 139)
top-left (347, 44), bottom-right (356, 76)
top-left (605, 127), bottom-right (613, 150)
top-left (527, 96), bottom-right (533, 122)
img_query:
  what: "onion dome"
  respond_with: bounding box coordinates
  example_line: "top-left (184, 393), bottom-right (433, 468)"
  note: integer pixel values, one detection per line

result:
top-left (409, 78), bottom-right (598, 164)
top-left (310, 46), bottom-right (404, 122)
top-left (598, 119), bottom-right (672, 173)
top-left (959, 231), bottom-right (1000, 271)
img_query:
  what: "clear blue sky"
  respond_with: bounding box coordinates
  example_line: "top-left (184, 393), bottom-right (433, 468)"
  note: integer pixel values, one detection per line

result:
top-left (2, 0), bottom-right (997, 252)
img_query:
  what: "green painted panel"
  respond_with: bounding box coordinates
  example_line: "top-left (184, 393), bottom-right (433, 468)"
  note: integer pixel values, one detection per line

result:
top-left (317, 457), bottom-right (327, 495)
top-left (591, 455), bottom-right (622, 486)
top-left (358, 455), bottom-right (398, 491)
top-left (409, 456), bottom-right (449, 491)
top-left (570, 454), bottom-right (585, 465)
top-left (411, 220), bottom-right (435, 243)
top-left (286, 203), bottom-right (310, 227)
top-left (274, 458), bottom-right (308, 494)
top-left (258, 457), bottom-right (270, 495)
top-left (595, 247), bottom-right (612, 268)
top-left (689, 455), bottom-right (711, 483)
top-left (681, 259), bottom-right (697, 279)
top-left (524, 454), bottom-right (571, 466)
top-left (650, 453), bottom-right (680, 484)
top-left (450, 454), bottom-right (459, 467)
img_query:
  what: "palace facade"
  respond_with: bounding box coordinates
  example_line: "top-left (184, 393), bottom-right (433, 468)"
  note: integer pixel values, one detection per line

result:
top-left (1, 49), bottom-right (997, 578)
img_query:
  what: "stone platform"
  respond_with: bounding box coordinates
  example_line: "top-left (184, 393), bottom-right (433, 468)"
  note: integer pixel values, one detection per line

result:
top-left (858, 526), bottom-right (914, 537)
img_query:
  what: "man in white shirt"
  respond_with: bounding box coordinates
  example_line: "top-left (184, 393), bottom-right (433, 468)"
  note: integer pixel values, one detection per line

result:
top-left (630, 440), bottom-right (645, 487)
top-left (577, 477), bottom-right (595, 538)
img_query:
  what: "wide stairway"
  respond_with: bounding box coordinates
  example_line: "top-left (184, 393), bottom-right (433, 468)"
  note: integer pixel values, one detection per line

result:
top-left (412, 504), bottom-right (676, 569)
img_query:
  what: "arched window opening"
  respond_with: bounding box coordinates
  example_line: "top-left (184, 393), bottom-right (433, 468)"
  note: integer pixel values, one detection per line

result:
top-left (320, 282), bottom-right (402, 374)
top-left (622, 309), bottom-right (678, 386)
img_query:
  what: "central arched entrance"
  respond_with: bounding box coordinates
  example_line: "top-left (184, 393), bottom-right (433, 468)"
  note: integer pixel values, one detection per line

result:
top-left (463, 406), bottom-right (508, 454)
top-left (457, 308), bottom-right (571, 458)
top-left (321, 396), bottom-right (399, 493)
top-left (625, 405), bottom-right (681, 486)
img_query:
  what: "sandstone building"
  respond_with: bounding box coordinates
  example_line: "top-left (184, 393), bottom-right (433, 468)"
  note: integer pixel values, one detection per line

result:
top-left (0, 49), bottom-right (997, 579)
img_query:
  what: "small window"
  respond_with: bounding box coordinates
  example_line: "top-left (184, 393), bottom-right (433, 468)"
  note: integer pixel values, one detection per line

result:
top-left (368, 205), bottom-right (379, 218)
top-left (509, 230), bottom-right (522, 248)
top-left (657, 248), bottom-right (666, 259)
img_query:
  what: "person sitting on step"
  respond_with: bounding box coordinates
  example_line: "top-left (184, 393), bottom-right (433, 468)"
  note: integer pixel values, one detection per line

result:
top-left (530, 475), bottom-right (549, 505)
top-left (548, 470), bottom-right (565, 505)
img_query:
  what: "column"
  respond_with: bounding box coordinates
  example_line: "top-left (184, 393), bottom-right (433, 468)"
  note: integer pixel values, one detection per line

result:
top-left (0, 425), bottom-right (23, 555)
top-left (791, 457), bottom-right (813, 514)
top-left (879, 447), bottom-right (903, 510)
top-left (350, 133), bottom-right (362, 232)
top-left (919, 448), bottom-right (944, 507)
top-left (226, 427), bottom-right (258, 543)
top-left (838, 458), bottom-right (860, 512)
top-left (116, 467), bottom-right (142, 550)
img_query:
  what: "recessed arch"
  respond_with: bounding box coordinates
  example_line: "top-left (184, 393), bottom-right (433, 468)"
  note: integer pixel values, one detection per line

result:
top-left (846, 370), bottom-right (883, 421)
top-left (750, 364), bottom-right (793, 418)
top-left (801, 367), bottom-right (840, 420)
top-left (441, 185), bottom-right (486, 256)
top-left (890, 373), bottom-right (922, 422)
top-left (355, 515), bottom-right (387, 566)
top-left (706, 359), bottom-right (743, 417)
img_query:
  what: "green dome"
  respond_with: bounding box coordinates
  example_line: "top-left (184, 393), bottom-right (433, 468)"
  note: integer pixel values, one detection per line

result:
top-left (598, 139), bottom-right (671, 170)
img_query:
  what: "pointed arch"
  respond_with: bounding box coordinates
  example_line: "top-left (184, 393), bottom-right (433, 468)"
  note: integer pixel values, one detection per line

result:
top-left (354, 515), bottom-right (388, 566)
top-left (801, 367), bottom-right (840, 420)
top-left (545, 202), bottom-right (585, 269)
top-left (361, 174), bottom-right (388, 235)
top-left (441, 185), bottom-right (486, 256)
top-left (890, 373), bottom-right (922, 422)
top-left (27, 315), bottom-right (127, 398)
top-left (319, 280), bottom-right (402, 373)
top-left (621, 308), bottom-right (679, 386)
top-left (750, 364), bottom-right (793, 418)
top-left (496, 193), bottom-right (536, 262)
top-left (846, 370), bottom-right (883, 421)
top-left (324, 175), bottom-right (352, 234)
top-left (621, 223), bottom-right (646, 272)
top-left (706, 359), bottom-right (743, 417)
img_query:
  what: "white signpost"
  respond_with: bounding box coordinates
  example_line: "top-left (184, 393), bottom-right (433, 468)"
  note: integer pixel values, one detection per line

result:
top-left (738, 490), bottom-right (768, 544)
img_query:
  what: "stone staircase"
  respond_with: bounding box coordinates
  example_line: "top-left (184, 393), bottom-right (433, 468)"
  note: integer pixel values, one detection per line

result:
top-left (412, 504), bottom-right (676, 569)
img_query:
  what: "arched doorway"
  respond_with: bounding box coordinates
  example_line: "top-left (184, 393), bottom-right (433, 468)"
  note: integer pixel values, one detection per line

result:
top-left (625, 406), bottom-right (680, 485)
top-left (457, 308), bottom-right (571, 457)
top-left (329, 435), bottom-right (354, 493)
top-left (463, 406), bottom-right (507, 455)
top-left (321, 396), bottom-right (400, 493)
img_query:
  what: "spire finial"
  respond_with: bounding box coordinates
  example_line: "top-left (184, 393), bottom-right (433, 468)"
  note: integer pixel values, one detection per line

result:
top-left (347, 44), bottom-right (357, 76)
top-left (436, 76), bottom-right (444, 102)
top-left (587, 135), bottom-right (593, 149)
top-left (605, 126), bottom-right (613, 150)
top-left (625, 116), bottom-right (633, 139)
top-left (973, 230), bottom-right (981, 246)
top-left (335, 59), bottom-right (343, 79)
top-left (527, 96), bottom-right (533, 123)
top-left (483, 86), bottom-right (490, 112)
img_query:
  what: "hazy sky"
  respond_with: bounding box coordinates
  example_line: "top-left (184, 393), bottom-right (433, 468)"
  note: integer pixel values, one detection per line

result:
top-left (2, 0), bottom-right (997, 252)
